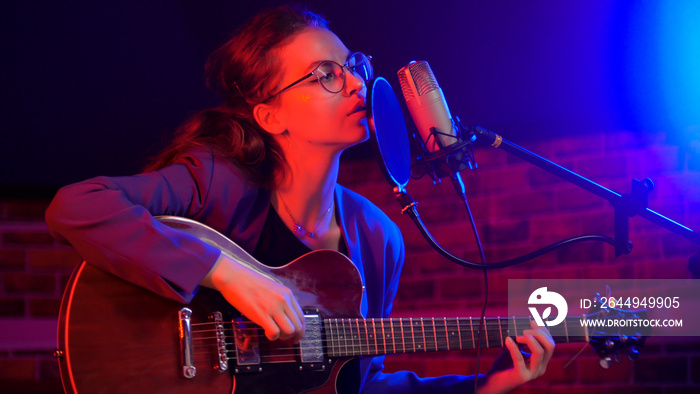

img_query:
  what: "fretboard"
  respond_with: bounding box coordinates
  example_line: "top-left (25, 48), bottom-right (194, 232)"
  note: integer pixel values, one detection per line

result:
top-left (325, 316), bottom-right (587, 357)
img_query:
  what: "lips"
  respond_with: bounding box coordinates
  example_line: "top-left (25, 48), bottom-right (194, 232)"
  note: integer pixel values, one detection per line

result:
top-left (348, 102), bottom-right (366, 116)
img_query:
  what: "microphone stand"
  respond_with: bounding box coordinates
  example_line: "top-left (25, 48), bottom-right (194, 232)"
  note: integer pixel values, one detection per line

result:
top-left (392, 124), bottom-right (699, 270)
top-left (472, 126), bottom-right (700, 252)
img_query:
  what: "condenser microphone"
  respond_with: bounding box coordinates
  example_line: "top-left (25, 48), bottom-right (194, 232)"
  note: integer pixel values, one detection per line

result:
top-left (397, 60), bottom-right (476, 181)
top-left (397, 61), bottom-right (458, 152)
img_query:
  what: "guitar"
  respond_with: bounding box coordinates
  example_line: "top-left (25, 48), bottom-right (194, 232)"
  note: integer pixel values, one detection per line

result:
top-left (56, 216), bottom-right (646, 393)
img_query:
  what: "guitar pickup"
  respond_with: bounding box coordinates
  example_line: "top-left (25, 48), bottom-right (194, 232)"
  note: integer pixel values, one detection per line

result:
top-left (233, 317), bottom-right (262, 372)
top-left (299, 309), bottom-right (324, 370)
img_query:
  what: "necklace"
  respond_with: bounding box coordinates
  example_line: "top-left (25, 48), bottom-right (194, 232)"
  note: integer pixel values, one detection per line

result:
top-left (278, 194), bottom-right (333, 238)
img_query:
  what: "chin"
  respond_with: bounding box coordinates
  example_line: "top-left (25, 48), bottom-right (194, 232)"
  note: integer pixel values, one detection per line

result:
top-left (353, 122), bottom-right (371, 144)
top-left (334, 119), bottom-right (370, 150)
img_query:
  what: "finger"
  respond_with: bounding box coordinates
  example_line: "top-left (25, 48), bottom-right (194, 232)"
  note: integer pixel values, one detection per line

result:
top-left (270, 286), bottom-right (305, 342)
top-left (524, 321), bottom-right (555, 365)
top-left (515, 335), bottom-right (545, 377)
top-left (505, 336), bottom-right (528, 375)
top-left (260, 315), bottom-right (281, 342)
top-left (288, 297), bottom-right (306, 343)
top-left (271, 310), bottom-right (297, 341)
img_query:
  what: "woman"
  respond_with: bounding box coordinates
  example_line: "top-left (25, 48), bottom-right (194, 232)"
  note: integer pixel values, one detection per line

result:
top-left (46, 5), bottom-right (553, 393)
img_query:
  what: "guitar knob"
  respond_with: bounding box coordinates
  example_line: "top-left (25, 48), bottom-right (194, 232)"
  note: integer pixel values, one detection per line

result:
top-left (599, 357), bottom-right (612, 369)
top-left (628, 347), bottom-right (640, 361)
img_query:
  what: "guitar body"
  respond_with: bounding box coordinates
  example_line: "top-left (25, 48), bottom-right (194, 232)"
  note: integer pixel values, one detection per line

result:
top-left (57, 217), bottom-right (366, 393)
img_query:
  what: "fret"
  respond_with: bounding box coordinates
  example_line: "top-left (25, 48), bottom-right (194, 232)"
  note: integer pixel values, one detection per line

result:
top-left (443, 318), bottom-right (452, 351)
top-left (439, 318), bottom-right (448, 351)
top-left (378, 319), bottom-right (387, 355)
top-left (370, 318), bottom-right (378, 355)
top-left (407, 318), bottom-right (413, 352)
top-left (363, 319), bottom-right (370, 355)
top-left (346, 319), bottom-right (354, 356)
top-left (411, 318), bottom-right (424, 351)
top-left (433, 318), bottom-right (441, 352)
top-left (388, 318), bottom-right (397, 354)
top-left (456, 317), bottom-right (463, 350)
top-left (399, 318), bottom-right (406, 354)
top-left (337, 318), bottom-right (346, 356)
top-left (350, 318), bottom-right (358, 354)
top-left (423, 318), bottom-right (431, 352)
top-left (425, 317), bottom-right (437, 352)
top-left (343, 318), bottom-right (351, 356)
top-left (484, 317), bottom-right (489, 348)
top-left (353, 319), bottom-right (363, 355)
top-left (325, 319), bottom-right (332, 357)
top-left (333, 318), bottom-right (341, 356)
top-left (418, 317), bottom-right (427, 351)
top-left (342, 318), bottom-right (350, 355)
top-left (396, 318), bottom-right (403, 353)
top-left (469, 317), bottom-right (475, 349)
top-left (498, 316), bottom-right (503, 347)
top-left (328, 319), bottom-right (338, 357)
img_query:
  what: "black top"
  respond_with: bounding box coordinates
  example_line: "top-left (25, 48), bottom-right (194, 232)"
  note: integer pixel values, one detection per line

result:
top-left (253, 204), bottom-right (348, 266)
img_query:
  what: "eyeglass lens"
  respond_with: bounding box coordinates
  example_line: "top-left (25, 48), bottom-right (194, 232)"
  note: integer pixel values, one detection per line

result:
top-left (316, 53), bottom-right (372, 93)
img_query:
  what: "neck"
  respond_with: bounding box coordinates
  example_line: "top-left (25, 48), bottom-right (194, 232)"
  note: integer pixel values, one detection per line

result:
top-left (273, 146), bottom-right (342, 245)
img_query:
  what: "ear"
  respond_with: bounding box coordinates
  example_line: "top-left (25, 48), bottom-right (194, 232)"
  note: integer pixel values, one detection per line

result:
top-left (253, 102), bottom-right (286, 135)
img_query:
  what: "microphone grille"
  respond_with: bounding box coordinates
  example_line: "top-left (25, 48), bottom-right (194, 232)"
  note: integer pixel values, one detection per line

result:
top-left (398, 60), bottom-right (440, 101)
top-left (397, 63), bottom-right (415, 101)
top-left (408, 61), bottom-right (439, 96)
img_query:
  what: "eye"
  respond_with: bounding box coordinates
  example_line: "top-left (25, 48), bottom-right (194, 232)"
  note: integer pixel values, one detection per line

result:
top-left (317, 70), bottom-right (335, 82)
top-left (316, 62), bottom-right (340, 81)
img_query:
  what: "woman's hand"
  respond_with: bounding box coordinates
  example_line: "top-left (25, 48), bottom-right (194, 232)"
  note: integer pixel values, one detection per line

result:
top-left (201, 253), bottom-right (305, 343)
top-left (478, 320), bottom-right (555, 394)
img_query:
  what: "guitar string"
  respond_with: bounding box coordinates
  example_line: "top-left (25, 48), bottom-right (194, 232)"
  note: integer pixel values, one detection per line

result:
top-left (190, 317), bottom-right (572, 329)
top-left (180, 314), bottom-right (619, 362)
top-left (186, 329), bottom-right (592, 360)
top-left (185, 324), bottom-right (583, 358)
top-left (189, 318), bottom-right (582, 335)
top-left (187, 307), bottom-right (611, 330)
top-left (188, 319), bottom-right (583, 343)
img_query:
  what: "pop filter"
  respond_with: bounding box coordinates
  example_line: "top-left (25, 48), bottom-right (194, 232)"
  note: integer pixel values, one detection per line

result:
top-left (366, 77), bottom-right (411, 191)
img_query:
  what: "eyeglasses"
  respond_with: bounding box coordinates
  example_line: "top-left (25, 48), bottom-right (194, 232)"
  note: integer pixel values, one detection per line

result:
top-left (267, 52), bottom-right (373, 99)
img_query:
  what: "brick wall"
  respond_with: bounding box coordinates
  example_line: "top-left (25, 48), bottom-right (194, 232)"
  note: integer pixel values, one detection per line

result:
top-left (1, 130), bottom-right (699, 392)
top-left (338, 130), bottom-right (700, 393)
top-left (0, 199), bottom-right (82, 393)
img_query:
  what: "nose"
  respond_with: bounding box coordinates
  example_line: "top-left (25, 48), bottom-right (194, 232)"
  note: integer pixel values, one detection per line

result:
top-left (344, 68), bottom-right (366, 97)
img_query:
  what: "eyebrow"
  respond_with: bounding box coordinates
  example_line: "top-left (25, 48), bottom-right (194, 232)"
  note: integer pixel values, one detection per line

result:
top-left (304, 51), bottom-right (353, 73)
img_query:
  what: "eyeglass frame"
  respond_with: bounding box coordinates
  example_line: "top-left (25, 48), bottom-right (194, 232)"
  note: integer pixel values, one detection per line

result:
top-left (265, 52), bottom-right (373, 101)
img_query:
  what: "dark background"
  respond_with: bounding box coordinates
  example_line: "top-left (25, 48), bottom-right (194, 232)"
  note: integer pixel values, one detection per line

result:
top-left (2, 1), bottom-right (698, 194)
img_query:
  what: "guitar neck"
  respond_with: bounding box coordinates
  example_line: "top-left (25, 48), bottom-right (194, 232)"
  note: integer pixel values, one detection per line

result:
top-left (325, 316), bottom-right (587, 357)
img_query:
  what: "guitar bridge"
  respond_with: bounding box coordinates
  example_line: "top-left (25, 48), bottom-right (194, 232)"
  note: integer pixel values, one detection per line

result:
top-left (178, 308), bottom-right (196, 378)
top-left (212, 312), bottom-right (228, 372)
